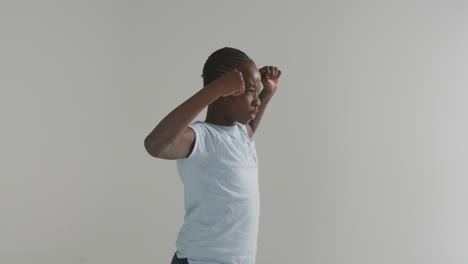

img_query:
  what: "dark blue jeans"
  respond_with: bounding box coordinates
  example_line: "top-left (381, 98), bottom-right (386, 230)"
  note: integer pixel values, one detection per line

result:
top-left (171, 251), bottom-right (189, 264)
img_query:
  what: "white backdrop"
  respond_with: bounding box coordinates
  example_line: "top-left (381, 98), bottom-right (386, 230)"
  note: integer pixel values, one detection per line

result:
top-left (2, 1), bottom-right (468, 263)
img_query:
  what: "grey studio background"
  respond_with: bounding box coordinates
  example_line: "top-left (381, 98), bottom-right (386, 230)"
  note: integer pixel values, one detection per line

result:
top-left (1, 1), bottom-right (468, 264)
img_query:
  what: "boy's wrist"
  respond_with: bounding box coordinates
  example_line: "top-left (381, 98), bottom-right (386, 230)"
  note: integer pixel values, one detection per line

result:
top-left (260, 87), bottom-right (276, 97)
top-left (204, 82), bottom-right (223, 99)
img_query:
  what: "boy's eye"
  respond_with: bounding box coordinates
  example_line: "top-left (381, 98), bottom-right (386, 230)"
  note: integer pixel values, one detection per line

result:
top-left (245, 87), bottom-right (260, 95)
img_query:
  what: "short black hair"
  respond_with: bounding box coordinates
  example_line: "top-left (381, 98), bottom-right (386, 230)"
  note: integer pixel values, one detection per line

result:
top-left (202, 47), bottom-right (254, 87)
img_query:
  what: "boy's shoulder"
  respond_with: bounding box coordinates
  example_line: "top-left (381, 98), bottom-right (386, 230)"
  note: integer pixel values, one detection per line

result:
top-left (191, 121), bottom-right (248, 134)
top-left (189, 121), bottom-right (251, 143)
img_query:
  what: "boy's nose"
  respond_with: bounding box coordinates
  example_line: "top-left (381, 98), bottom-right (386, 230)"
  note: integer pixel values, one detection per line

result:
top-left (252, 97), bottom-right (261, 107)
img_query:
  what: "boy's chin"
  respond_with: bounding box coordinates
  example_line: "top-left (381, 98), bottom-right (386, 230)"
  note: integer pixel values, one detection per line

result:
top-left (234, 115), bottom-right (252, 125)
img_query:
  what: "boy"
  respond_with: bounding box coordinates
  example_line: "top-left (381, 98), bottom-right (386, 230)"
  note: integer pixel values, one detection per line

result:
top-left (144, 47), bottom-right (282, 264)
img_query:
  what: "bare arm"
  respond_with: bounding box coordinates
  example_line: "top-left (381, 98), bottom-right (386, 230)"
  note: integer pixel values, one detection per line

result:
top-left (144, 70), bottom-right (245, 159)
top-left (144, 85), bottom-right (219, 159)
top-left (247, 66), bottom-right (282, 137)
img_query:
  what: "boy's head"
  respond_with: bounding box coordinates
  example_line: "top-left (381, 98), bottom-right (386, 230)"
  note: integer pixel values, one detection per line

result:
top-left (202, 47), bottom-right (262, 125)
top-left (202, 47), bottom-right (254, 87)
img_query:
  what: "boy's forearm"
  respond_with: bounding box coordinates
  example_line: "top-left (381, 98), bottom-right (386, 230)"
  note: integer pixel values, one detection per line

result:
top-left (145, 84), bottom-right (220, 154)
top-left (248, 89), bottom-right (275, 134)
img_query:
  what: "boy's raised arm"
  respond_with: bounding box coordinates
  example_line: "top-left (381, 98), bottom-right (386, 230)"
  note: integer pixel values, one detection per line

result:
top-left (247, 66), bottom-right (282, 137)
top-left (144, 70), bottom-right (244, 159)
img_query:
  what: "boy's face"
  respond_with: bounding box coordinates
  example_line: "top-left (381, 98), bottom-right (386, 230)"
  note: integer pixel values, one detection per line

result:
top-left (223, 63), bottom-right (262, 124)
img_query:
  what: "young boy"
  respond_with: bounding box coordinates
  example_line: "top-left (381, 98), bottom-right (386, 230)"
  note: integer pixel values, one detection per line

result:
top-left (144, 47), bottom-right (282, 264)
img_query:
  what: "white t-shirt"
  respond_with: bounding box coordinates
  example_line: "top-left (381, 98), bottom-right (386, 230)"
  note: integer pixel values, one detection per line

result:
top-left (175, 121), bottom-right (260, 264)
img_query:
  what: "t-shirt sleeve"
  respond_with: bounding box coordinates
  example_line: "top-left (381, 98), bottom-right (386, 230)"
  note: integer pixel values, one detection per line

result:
top-left (186, 121), bottom-right (217, 160)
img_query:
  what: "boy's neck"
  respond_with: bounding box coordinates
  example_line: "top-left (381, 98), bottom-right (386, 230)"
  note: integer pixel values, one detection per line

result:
top-left (205, 109), bottom-right (236, 127)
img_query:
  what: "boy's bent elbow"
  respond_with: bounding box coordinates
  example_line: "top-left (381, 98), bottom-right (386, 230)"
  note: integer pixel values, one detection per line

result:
top-left (144, 128), bottom-right (195, 160)
top-left (144, 136), bottom-right (163, 158)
